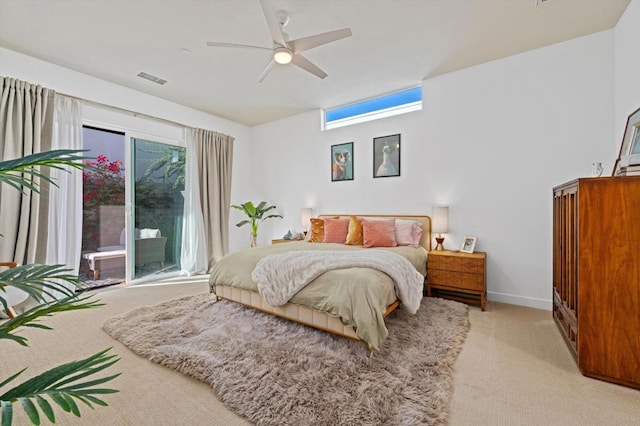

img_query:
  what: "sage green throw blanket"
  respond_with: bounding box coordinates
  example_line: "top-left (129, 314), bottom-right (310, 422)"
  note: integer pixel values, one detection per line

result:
top-left (208, 242), bottom-right (427, 350)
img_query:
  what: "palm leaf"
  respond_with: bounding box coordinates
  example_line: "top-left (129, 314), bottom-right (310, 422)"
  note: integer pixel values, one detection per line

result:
top-left (0, 149), bottom-right (89, 195)
top-left (0, 264), bottom-right (81, 310)
top-left (0, 295), bottom-right (104, 345)
top-left (1, 400), bottom-right (13, 426)
top-left (261, 214), bottom-right (283, 222)
top-left (0, 349), bottom-right (120, 425)
top-left (242, 201), bottom-right (256, 217)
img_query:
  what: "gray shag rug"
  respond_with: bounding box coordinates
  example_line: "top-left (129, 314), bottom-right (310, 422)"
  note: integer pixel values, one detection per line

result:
top-left (103, 294), bottom-right (469, 425)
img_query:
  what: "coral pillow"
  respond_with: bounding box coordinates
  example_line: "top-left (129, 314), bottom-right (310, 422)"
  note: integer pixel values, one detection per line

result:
top-left (307, 218), bottom-right (326, 243)
top-left (345, 216), bottom-right (364, 245)
top-left (323, 218), bottom-right (350, 243)
top-left (395, 219), bottom-right (423, 247)
top-left (362, 218), bottom-right (397, 248)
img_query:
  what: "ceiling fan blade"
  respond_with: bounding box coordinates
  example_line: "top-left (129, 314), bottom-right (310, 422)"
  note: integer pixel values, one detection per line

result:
top-left (206, 41), bottom-right (272, 51)
top-left (259, 0), bottom-right (288, 47)
top-left (291, 54), bottom-right (328, 79)
top-left (289, 28), bottom-right (352, 54)
top-left (257, 58), bottom-right (275, 83)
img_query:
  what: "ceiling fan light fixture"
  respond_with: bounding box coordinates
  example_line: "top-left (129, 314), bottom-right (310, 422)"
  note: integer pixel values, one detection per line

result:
top-left (273, 47), bottom-right (293, 64)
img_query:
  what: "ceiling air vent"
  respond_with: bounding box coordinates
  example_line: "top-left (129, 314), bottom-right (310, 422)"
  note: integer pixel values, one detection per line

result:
top-left (137, 72), bottom-right (167, 85)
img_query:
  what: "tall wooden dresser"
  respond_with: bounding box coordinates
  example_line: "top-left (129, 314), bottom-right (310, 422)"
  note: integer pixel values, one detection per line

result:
top-left (553, 176), bottom-right (640, 389)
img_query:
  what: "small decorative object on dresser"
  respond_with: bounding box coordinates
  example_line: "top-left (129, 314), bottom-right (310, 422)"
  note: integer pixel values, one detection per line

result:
top-left (460, 236), bottom-right (477, 253)
top-left (427, 250), bottom-right (486, 311)
top-left (591, 162), bottom-right (603, 177)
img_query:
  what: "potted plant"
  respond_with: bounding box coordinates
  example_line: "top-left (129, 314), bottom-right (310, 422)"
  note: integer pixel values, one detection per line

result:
top-left (0, 149), bottom-right (120, 425)
top-left (231, 201), bottom-right (283, 248)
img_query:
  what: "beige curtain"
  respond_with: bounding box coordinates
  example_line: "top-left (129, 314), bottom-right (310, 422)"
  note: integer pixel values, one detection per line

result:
top-left (194, 128), bottom-right (234, 271)
top-left (0, 77), bottom-right (55, 265)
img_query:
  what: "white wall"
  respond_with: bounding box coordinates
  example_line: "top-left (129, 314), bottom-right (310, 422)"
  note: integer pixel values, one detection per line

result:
top-left (251, 30), bottom-right (615, 309)
top-left (614, 0), bottom-right (640, 146)
top-left (0, 47), bottom-right (254, 253)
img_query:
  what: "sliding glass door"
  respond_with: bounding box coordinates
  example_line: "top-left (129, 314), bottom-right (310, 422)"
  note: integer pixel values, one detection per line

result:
top-left (131, 138), bottom-right (186, 280)
top-left (80, 126), bottom-right (126, 284)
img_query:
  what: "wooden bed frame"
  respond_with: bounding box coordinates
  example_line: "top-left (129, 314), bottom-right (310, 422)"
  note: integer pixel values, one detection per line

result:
top-left (213, 214), bottom-right (432, 344)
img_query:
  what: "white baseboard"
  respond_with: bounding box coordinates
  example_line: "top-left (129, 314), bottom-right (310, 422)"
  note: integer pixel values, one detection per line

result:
top-left (487, 291), bottom-right (552, 311)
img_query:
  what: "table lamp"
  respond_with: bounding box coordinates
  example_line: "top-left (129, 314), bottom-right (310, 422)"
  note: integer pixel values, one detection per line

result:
top-left (300, 208), bottom-right (313, 235)
top-left (432, 206), bottom-right (449, 251)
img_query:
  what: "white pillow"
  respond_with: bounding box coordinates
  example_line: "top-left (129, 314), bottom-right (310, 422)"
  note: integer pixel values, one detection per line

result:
top-left (139, 228), bottom-right (161, 239)
top-left (395, 219), bottom-right (423, 247)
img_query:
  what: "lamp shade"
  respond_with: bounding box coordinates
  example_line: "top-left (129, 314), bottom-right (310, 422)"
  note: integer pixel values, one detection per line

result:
top-left (432, 206), bottom-right (449, 234)
top-left (300, 208), bottom-right (313, 229)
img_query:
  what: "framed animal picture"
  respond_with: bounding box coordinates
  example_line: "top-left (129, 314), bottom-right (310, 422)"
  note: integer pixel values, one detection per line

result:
top-left (331, 142), bottom-right (354, 181)
top-left (373, 134), bottom-right (400, 178)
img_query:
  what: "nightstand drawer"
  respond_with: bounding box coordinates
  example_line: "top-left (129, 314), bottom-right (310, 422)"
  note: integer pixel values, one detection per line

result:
top-left (428, 270), bottom-right (484, 291)
top-left (458, 273), bottom-right (484, 291)
top-left (427, 269), bottom-right (454, 286)
top-left (429, 255), bottom-right (459, 271)
top-left (460, 258), bottom-right (484, 274)
top-left (429, 255), bottom-right (483, 273)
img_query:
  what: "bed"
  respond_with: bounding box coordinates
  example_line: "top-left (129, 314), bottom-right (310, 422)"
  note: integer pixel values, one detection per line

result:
top-left (209, 214), bottom-right (431, 350)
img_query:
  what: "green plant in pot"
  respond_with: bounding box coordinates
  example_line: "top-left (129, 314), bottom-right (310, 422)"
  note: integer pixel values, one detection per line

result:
top-left (231, 201), bottom-right (283, 248)
top-left (0, 149), bottom-right (120, 425)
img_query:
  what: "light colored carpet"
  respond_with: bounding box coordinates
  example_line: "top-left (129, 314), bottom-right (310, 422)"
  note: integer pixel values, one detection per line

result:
top-left (103, 293), bottom-right (470, 425)
top-left (3, 281), bottom-right (640, 425)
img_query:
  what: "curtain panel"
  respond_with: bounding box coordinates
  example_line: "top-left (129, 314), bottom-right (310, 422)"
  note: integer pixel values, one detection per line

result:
top-left (45, 95), bottom-right (83, 295)
top-left (181, 128), bottom-right (234, 274)
top-left (0, 76), bottom-right (55, 265)
top-left (180, 128), bottom-right (208, 275)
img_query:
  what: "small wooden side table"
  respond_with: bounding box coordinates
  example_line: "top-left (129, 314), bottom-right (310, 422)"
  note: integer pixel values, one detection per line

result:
top-left (427, 250), bottom-right (487, 311)
top-left (271, 238), bottom-right (300, 244)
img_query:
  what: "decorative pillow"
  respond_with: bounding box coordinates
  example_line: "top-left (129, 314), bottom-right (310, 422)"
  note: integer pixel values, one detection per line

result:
top-left (395, 219), bottom-right (423, 247)
top-left (345, 216), bottom-right (364, 245)
top-left (307, 218), bottom-right (326, 243)
top-left (139, 228), bottom-right (161, 239)
top-left (323, 218), bottom-right (350, 243)
top-left (362, 218), bottom-right (397, 248)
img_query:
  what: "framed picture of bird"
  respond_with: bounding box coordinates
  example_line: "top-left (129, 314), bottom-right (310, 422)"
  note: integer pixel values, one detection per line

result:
top-left (373, 134), bottom-right (400, 178)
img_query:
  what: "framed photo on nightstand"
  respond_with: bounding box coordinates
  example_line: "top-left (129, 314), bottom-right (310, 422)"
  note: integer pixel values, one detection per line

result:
top-left (461, 236), bottom-right (477, 253)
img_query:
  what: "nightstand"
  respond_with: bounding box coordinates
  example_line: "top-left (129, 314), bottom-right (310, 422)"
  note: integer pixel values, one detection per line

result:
top-left (427, 250), bottom-right (487, 311)
top-left (271, 238), bottom-right (299, 244)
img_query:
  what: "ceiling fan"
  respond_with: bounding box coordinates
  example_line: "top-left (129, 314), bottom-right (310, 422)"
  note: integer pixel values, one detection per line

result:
top-left (206, 0), bottom-right (352, 82)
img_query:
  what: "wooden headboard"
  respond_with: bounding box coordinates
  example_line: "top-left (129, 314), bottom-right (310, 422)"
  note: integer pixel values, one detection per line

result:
top-left (318, 214), bottom-right (432, 251)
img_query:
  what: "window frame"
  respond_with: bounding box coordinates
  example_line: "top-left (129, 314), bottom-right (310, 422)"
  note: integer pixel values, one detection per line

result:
top-left (322, 86), bottom-right (422, 130)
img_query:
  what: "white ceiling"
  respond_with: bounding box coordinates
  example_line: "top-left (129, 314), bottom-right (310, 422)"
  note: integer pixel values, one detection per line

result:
top-left (0, 0), bottom-right (630, 127)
